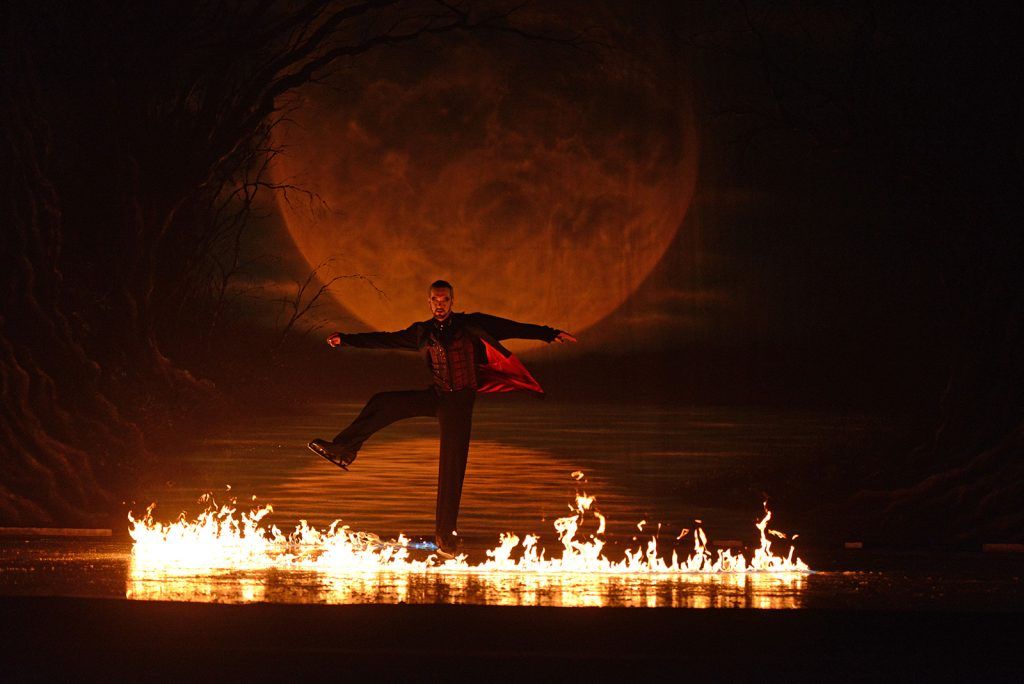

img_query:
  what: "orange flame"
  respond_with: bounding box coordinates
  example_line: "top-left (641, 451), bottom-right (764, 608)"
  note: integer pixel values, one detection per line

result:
top-left (129, 474), bottom-right (809, 575)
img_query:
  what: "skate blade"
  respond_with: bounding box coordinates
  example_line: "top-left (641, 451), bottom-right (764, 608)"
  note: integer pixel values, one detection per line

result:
top-left (307, 442), bottom-right (350, 470)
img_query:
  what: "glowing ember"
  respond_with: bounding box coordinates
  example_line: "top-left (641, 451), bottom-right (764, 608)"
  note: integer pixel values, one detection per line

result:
top-left (129, 474), bottom-right (809, 575)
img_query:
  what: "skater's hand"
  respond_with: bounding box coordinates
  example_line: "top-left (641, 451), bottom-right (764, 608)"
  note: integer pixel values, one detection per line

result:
top-left (554, 331), bottom-right (578, 344)
top-left (327, 332), bottom-right (343, 348)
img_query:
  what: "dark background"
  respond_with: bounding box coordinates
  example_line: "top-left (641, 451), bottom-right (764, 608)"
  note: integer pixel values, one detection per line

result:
top-left (2, 1), bottom-right (1021, 542)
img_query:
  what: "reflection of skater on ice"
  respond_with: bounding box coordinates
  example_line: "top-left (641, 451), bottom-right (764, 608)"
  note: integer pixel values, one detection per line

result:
top-left (308, 280), bottom-right (577, 553)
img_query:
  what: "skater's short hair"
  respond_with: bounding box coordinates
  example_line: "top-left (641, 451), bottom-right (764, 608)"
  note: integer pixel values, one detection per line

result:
top-left (429, 280), bottom-right (454, 294)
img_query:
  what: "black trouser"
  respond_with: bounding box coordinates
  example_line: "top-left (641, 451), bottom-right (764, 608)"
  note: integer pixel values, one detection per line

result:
top-left (332, 386), bottom-right (476, 544)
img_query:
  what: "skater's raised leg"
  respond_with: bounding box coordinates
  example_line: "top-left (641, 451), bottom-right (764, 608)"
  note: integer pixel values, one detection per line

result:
top-left (309, 388), bottom-right (437, 468)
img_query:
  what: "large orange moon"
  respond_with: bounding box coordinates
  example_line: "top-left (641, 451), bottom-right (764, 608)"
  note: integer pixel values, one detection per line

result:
top-left (272, 39), bottom-right (697, 344)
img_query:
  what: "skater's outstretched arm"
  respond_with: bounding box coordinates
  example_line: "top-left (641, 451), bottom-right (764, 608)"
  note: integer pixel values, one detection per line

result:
top-left (327, 324), bottom-right (420, 350)
top-left (469, 313), bottom-right (577, 344)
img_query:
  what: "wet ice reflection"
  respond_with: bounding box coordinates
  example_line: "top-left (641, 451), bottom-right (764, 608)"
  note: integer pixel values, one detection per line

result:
top-left (127, 561), bottom-right (807, 608)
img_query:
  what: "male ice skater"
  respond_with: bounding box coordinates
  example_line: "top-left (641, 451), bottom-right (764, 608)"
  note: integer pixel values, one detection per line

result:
top-left (308, 280), bottom-right (577, 553)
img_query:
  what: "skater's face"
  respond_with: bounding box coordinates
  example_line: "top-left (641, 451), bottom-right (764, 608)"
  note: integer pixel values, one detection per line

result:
top-left (428, 287), bottom-right (453, 321)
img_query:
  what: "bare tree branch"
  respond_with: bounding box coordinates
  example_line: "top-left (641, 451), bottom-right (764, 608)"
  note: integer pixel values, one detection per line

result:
top-left (273, 258), bottom-right (385, 352)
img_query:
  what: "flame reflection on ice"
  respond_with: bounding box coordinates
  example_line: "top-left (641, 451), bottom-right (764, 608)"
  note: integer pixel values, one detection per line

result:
top-left (127, 565), bottom-right (807, 608)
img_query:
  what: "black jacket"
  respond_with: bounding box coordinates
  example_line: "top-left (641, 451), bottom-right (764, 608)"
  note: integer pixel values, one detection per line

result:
top-left (336, 312), bottom-right (560, 395)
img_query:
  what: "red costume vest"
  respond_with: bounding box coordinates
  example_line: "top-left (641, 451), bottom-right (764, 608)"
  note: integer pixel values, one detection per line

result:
top-left (427, 324), bottom-right (478, 392)
top-left (426, 317), bottom-right (544, 395)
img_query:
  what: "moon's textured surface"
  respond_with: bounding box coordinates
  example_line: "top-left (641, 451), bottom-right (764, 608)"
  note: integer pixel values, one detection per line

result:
top-left (273, 37), bottom-right (697, 340)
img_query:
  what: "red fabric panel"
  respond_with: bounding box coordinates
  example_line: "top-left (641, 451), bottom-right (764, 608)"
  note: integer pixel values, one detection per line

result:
top-left (477, 340), bottom-right (545, 395)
